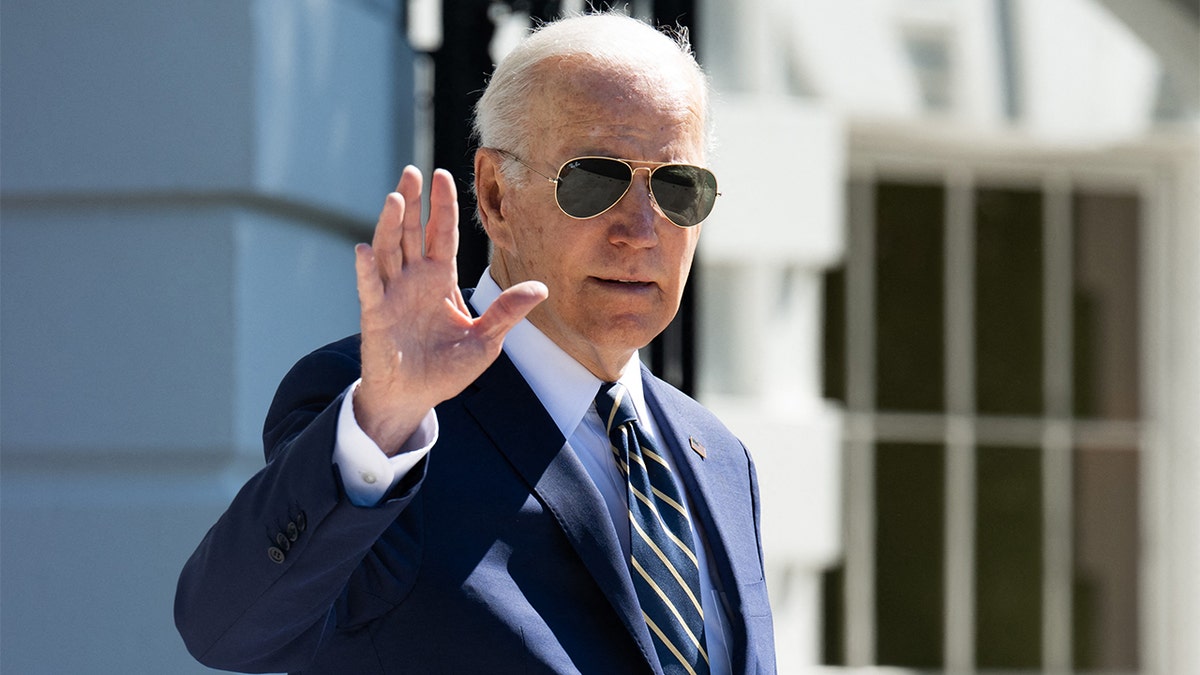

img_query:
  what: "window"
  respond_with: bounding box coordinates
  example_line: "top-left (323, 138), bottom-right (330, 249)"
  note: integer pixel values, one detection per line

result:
top-left (822, 168), bottom-right (1143, 673)
top-left (903, 30), bottom-right (954, 113)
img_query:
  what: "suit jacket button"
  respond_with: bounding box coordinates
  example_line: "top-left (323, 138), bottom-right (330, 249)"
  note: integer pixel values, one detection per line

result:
top-left (268, 546), bottom-right (286, 564)
top-left (275, 532), bottom-right (291, 551)
top-left (286, 522), bottom-right (299, 541)
top-left (294, 511), bottom-right (307, 532)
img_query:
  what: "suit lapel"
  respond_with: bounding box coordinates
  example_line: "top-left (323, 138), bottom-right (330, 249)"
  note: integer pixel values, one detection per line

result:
top-left (642, 369), bottom-right (754, 675)
top-left (462, 354), bottom-right (658, 671)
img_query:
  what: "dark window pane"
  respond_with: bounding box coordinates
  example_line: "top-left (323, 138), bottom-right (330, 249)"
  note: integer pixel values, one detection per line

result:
top-left (823, 266), bottom-right (847, 403)
top-left (975, 445), bottom-right (1043, 669)
top-left (976, 188), bottom-right (1044, 415)
top-left (876, 182), bottom-right (945, 412)
top-left (876, 443), bottom-right (945, 667)
top-left (821, 562), bottom-right (846, 665)
top-left (1073, 192), bottom-right (1140, 419)
top-left (1073, 446), bottom-right (1140, 670)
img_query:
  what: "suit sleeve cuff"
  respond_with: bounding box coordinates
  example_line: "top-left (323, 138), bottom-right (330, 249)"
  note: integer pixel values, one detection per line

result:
top-left (333, 379), bottom-right (437, 507)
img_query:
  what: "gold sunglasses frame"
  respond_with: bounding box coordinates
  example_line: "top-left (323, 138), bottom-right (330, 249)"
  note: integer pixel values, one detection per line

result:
top-left (493, 149), bottom-right (719, 228)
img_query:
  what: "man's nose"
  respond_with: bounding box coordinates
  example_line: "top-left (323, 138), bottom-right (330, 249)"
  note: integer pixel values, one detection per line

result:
top-left (607, 169), bottom-right (662, 246)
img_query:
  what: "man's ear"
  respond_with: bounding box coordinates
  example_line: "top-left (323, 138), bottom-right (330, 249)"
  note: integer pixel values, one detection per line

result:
top-left (474, 149), bottom-right (514, 250)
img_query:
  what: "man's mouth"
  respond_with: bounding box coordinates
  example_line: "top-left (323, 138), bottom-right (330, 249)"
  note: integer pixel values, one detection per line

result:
top-left (595, 277), bottom-right (653, 287)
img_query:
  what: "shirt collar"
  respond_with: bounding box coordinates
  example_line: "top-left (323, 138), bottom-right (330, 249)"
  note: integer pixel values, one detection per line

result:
top-left (469, 267), bottom-right (649, 439)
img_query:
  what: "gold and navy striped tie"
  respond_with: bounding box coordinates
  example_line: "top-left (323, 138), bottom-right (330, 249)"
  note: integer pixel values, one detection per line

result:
top-left (595, 382), bottom-right (709, 675)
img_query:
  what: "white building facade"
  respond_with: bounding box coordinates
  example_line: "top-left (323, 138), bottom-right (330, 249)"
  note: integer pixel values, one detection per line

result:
top-left (694, 1), bottom-right (1198, 674)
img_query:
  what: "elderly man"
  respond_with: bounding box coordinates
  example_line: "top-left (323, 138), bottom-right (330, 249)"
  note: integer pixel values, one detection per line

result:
top-left (176, 12), bottom-right (776, 675)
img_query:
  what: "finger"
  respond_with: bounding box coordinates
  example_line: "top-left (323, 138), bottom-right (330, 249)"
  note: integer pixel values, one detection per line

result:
top-left (476, 280), bottom-right (549, 342)
top-left (423, 168), bottom-right (460, 262)
top-left (354, 242), bottom-right (384, 314)
top-left (397, 165), bottom-right (425, 265)
top-left (371, 191), bottom-right (405, 283)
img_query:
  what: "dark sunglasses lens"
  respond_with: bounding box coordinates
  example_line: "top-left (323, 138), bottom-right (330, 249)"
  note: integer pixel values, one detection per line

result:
top-left (556, 158), bottom-right (632, 218)
top-left (651, 165), bottom-right (718, 227)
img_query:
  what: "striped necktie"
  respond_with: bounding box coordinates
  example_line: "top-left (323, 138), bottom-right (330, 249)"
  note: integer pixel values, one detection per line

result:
top-left (595, 382), bottom-right (709, 675)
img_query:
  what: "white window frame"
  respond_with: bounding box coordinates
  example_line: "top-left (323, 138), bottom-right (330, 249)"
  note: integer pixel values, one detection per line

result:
top-left (834, 121), bottom-right (1184, 675)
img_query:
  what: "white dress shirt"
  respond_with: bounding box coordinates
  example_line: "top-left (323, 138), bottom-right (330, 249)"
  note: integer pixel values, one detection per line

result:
top-left (332, 268), bottom-right (732, 673)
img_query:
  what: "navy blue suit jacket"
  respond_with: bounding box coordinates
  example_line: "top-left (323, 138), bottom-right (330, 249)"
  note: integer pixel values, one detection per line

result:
top-left (176, 333), bottom-right (776, 674)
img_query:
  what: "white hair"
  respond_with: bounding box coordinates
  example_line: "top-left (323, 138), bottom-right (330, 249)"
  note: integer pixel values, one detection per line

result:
top-left (472, 11), bottom-right (711, 182)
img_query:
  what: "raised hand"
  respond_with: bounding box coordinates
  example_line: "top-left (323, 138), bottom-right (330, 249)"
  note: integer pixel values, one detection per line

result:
top-left (353, 166), bottom-right (547, 454)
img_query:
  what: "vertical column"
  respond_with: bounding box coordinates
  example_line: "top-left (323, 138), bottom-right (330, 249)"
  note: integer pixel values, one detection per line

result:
top-left (693, 4), bottom-right (848, 666)
top-left (0, 1), bottom-right (413, 672)
top-left (943, 167), bottom-right (977, 673)
top-left (1042, 172), bottom-right (1075, 673)
top-left (843, 173), bottom-right (877, 668)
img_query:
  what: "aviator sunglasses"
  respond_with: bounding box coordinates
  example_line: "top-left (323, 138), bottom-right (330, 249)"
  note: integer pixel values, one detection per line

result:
top-left (496, 150), bottom-right (719, 228)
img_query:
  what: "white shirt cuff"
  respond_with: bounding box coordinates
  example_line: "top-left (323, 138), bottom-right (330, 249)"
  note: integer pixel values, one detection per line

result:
top-left (333, 379), bottom-right (438, 506)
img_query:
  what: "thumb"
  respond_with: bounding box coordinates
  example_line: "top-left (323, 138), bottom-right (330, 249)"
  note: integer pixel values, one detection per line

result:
top-left (477, 280), bottom-right (549, 341)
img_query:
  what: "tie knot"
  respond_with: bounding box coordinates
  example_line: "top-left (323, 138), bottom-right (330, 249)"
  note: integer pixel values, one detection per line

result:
top-left (595, 382), bottom-right (638, 435)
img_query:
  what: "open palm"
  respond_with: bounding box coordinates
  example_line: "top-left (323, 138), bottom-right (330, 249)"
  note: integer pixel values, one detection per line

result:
top-left (353, 166), bottom-right (547, 454)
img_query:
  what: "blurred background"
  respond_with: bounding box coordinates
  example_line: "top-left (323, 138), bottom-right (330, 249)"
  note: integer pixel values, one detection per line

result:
top-left (2, 0), bottom-right (1196, 673)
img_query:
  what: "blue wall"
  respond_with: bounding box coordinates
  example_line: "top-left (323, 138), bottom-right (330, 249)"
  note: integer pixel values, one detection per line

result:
top-left (1, 1), bottom-right (414, 671)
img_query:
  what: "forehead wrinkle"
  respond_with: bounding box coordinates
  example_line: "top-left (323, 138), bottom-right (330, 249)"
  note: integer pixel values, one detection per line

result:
top-left (529, 61), bottom-right (706, 163)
